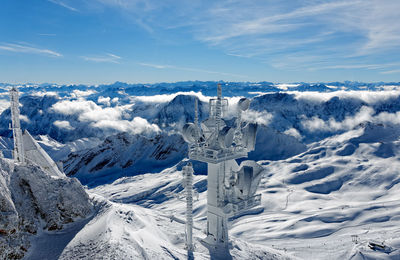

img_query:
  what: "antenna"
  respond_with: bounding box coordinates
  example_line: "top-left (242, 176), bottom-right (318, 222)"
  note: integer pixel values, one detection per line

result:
top-left (194, 98), bottom-right (199, 127)
top-left (194, 98), bottom-right (200, 148)
top-left (182, 84), bottom-right (262, 252)
top-left (183, 163), bottom-right (194, 252)
top-left (215, 83), bottom-right (222, 131)
top-left (10, 87), bottom-right (25, 164)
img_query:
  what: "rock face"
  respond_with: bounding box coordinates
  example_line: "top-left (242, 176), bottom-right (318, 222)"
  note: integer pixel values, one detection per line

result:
top-left (63, 132), bottom-right (187, 186)
top-left (0, 158), bottom-right (92, 259)
top-left (154, 95), bottom-right (208, 127)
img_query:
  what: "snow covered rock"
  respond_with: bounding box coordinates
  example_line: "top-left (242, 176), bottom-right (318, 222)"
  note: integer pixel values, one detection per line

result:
top-left (249, 125), bottom-right (307, 161)
top-left (64, 132), bottom-right (187, 186)
top-left (0, 158), bottom-right (92, 259)
top-left (153, 94), bottom-right (208, 128)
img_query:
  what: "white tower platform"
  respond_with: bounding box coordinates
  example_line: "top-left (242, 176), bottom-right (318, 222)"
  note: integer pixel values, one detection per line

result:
top-left (182, 84), bottom-right (262, 251)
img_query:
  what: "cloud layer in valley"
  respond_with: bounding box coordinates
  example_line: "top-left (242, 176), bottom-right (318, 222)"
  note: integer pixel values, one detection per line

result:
top-left (51, 98), bottom-right (160, 135)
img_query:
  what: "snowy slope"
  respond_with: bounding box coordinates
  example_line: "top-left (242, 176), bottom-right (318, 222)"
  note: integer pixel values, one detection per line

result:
top-left (88, 122), bottom-right (400, 259)
top-left (1, 83), bottom-right (400, 259)
top-left (61, 126), bottom-right (307, 187)
top-left (57, 193), bottom-right (292, 260)
top-left (0, 158), bottom-right (92, 259)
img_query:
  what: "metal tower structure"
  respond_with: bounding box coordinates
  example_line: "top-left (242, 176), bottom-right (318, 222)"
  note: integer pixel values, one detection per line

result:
top-left (9, 87), bottom-right (63, 177)
top-left (182, 84), bottom-right (263, 250)
top-left (10, 87), bottom-right (25, 164)
top-left (182, 163), bottom-right (194, 251)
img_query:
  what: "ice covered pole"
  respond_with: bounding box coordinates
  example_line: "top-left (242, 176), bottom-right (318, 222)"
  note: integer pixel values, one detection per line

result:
top-left (194, 98), bottom-right (199, 129)
top-left (183, 163), bottom-right (194, 251)
top-left (9, 87), bottom-right (25, 164)
top-left (215, 83), bottom-right (222, 131)
top-left (194, 98), bottom-right (200, 149)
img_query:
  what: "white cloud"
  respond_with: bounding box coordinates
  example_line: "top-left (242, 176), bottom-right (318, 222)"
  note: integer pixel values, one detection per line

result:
top-left (62, 0), bottom-right (400, 72)
top-left (0, 43), bottom-right (62, 57)
top-left (242, 110), bottom-right (273, 126)
top-left (201, 1), bottom-right (357, 43)
top-left (91, 116), bottom-right (160, 134)
top-left (20, 115), bottom-right (30, 123)
top-left (302, 106), bottom-right (374, 132)
top-left (301, 105), bottom-right (400, 133)
top-left (82, 53), bottom-right (121, 63)
top-left (70, 89), bottom-right (97, 98)
top-left (53, 120), bottom-right (75, 130)
top-left (78, 106), bottom-right (122, 122)
top-left (375, 111), bottom-right (400, 125)
top-left (48, 0), bottom-right (78, 12)
top-left (381, 69), bottom-right (400, 75)
top-left (202, 1), bottom-right (400, 61)
top-left (51, 99), bottom-right (99, 115)
top-left (292, 90), bottom-right (400, 104)
top-left (275, 84), bottom-right (300, 90)
top-left (50, 98), bottom-right (159, 135)
top-left (111, 97), bottom-right (119, 104)
top-left (98, 96), bottom-right (111, 106)
top-left (31, 91), bottom-right (59, 97)
top-left (284, 128), bottom-right (302, 140)
top-left (0, 99), bottom-right (10, 113)
top-left (138, 63), bottom-right (170, 69)
top-left (133, 91), bottom-right (211, 103)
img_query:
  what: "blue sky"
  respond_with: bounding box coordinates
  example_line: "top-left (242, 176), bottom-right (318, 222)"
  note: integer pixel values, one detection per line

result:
top-left (0, 0), bottom-right (399, 85)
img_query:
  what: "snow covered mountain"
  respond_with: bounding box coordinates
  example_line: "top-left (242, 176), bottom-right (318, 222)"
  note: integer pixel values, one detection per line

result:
top-left (1, 81), bottom-right (400, 259)
top-left (0, 158), bottom-right (92, 259)
top-left (250, 91), bottom-right (400, 142)
top-left (88, 121), bottom-right (400, 259)
top-left (63, 132), bottom-right (187, 186)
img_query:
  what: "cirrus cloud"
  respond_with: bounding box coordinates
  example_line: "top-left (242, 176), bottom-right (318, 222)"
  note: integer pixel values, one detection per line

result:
top-left (0, 43), bottom-right (62, 57)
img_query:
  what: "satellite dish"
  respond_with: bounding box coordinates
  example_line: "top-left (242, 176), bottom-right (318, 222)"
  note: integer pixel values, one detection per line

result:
top-left (182, 123), bottom-right (197, 143)
top-left (238, 98), bottom-right (250, 111)
top-left (218, 126), bottom-right (234, 148)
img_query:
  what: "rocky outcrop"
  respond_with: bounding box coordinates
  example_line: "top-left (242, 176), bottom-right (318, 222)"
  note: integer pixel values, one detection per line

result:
top-left (0, 158), bottom-right (93, 259)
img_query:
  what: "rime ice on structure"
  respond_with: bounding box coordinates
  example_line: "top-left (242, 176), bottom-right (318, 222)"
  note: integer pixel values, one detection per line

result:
top-left (10, 87), bottom-right (25, 164)
top-left (182, 162), bottom-right (194, 251)
top-left (182, 84), bottom-right (263, 250)
top-left (9, 87), bottom-right (64, 177)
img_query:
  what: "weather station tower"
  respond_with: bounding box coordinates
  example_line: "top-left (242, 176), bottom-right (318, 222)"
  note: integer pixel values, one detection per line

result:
top-left (182, 84), bottom-right (264, 255)
top-left (10, 87), bottom-right (25, 164)
top-left (8, 87), bottom-right (64, 177)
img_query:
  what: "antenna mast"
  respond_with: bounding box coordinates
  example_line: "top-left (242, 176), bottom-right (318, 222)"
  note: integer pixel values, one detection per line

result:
top-left (182, 84), bottom-right (261, 254)
top-left (10, 87), bottom-right (25, 164)
top-left (183, 163), bottom-right (194, 252)
top-left (215, 83), bottom-right (222, 131)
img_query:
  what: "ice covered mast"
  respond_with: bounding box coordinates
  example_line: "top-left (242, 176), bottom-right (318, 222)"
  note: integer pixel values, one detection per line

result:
top-left (182, 84), bottom-right (263, 250)
top-left (183, 163), bottom-right (194, 251)
top-left (10, 87), bottom-right (25, 164)
top-left (9, 87), bottom-right (64, 177)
